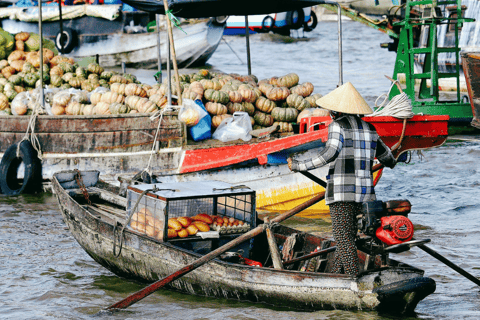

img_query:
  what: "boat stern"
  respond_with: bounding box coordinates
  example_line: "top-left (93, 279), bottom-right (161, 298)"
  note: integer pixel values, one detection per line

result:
top-left (373, 276), bottom-right (436, 314)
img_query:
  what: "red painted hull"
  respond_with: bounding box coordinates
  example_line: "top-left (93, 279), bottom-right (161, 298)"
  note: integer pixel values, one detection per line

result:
top-left (180, 115), bottom-right (449, 173)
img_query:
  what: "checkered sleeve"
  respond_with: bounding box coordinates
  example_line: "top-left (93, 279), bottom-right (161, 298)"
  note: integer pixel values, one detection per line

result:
top-left (291, 122), bottom-right (344, 172)
top-left (376, 137), bottom-right (396, 169)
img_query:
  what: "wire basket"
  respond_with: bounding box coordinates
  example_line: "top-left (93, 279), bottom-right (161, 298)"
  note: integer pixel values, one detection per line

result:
top-left (126, 181), bottom-right (256, 242)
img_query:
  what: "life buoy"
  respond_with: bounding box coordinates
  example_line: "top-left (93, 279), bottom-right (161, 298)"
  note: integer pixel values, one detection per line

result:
top-left (303, 11), bottom-right (318, 32)
top-left (261, 16), bottom-right (275, 32)
top-left (0, 141), bottom-right (42, 195)
top-left (56, 28), bottom-right (77, 54)
top-left (286, 9), bottom-right (305, 30)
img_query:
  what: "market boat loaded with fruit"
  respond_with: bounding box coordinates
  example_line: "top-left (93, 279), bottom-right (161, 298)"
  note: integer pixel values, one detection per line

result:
top-left (0, 21), bottom-right (448, 217)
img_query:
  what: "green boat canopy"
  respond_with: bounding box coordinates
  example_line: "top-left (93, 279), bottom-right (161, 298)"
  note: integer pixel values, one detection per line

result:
top-left (121, 0), bottom-right (328, 18)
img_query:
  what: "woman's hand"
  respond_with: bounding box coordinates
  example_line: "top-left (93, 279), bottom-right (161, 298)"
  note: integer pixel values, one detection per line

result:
top-left (287, 157), bottom-right (293, 171)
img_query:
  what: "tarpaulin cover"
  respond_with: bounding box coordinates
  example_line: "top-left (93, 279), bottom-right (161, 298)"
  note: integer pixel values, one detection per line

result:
top-left (121, 0), bottom-right (326, 18)
top-left (0, 4), bottom-right (121, 22)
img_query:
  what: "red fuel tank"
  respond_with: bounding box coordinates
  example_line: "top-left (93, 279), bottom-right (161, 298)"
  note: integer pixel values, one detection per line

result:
top-left (375, 215), bottom-right (414, 246)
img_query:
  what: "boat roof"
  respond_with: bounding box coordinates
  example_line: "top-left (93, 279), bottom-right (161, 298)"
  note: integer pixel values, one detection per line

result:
top-left (121, 0), bottom-right (326, 18)
top-left (128, 181), bottom-right (254, 200)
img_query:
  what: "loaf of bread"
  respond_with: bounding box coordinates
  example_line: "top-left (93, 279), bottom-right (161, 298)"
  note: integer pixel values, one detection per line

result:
top-left (186, 224), bottom-right (199, 236)
top-left (168, 218), bottom-right (183, 231)
top-left (167, 228), bottom-right (178, 239)
top-left (177, 216), bottom-right (192, 228)
top-left (177, 228), bottom-right (189, 238)
top-left (193, 213), bottom-right (213, 225)
top-left (192, 221), bottom-right (210, 232)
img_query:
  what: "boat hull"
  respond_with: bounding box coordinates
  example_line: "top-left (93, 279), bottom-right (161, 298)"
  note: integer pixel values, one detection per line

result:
top-left (1, 15), bottom-right (224, 68)
top-left (51, 173), bottom-right (435, 313)
top-left (0, 114), bottom-right (448, 214)
top-left (461, 52), bottom-right (480, 129)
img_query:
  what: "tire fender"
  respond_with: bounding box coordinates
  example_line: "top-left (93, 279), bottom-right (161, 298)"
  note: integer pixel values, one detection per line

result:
top-left (286, 9), bottom-right (305, 30)
top-left (261, 16), bottom-right (275, 32)
top-left (303, 11), bottom-right (318, 32)
top-left (56, 27), bottom-right (77, 54)
top-left (0, 141), bottom-right (42, 195)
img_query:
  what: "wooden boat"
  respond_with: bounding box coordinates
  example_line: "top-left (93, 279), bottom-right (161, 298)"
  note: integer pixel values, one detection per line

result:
top-left (51, 170), bottom-right (436, 313)
top-left (0, 113), bottom-right (449, 214)
top-left (0, 6), bottom-right (225, 68)
top-left (461, 51), bottom-right (480, 129)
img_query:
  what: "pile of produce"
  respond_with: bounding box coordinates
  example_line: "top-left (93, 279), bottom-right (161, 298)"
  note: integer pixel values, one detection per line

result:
top-left (0, 28), bottom-right (329, 132)
top-left (175, 70), bottom-right (329, 132)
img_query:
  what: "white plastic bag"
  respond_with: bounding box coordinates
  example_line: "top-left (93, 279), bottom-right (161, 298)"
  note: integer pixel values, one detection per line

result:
top-left (11, 92), bottom-right (30, 115)
top-left (212, 111), bottom-right (252, 142)
top-left (178, 98), bottom-right (208, 127)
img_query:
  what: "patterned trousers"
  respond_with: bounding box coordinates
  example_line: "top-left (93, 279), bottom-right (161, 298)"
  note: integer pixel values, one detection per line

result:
top-left (330, 201), bottom-right (361, 276)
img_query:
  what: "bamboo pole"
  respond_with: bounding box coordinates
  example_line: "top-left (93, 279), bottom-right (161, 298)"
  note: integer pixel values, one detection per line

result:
top-left (38, 0), bottom-right (44, 107)
top-left (155, 14), bottom-right (162, 83)
top-left (162, 3), bottom-right (183, 106)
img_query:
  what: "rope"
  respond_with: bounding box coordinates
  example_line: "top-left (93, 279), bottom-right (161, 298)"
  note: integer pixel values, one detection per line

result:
top-left (137, 105), bottom-right (181, 177)
top-left (366, 81), bottom-right (415, 119)
top-left (16, 101), bottom-right (43, 160)
top-left (262, 221), bottom-right (279, 231)
top-left (113, 186), bottom-right (159, 257)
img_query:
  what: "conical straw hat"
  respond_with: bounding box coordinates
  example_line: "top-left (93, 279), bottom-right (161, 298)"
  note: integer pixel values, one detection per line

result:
top-left (316, 82), bottom-right (373, 115)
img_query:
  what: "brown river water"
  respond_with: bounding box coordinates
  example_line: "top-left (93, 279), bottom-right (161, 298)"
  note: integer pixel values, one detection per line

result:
top-left (2, 20), bottom-right (480, 319)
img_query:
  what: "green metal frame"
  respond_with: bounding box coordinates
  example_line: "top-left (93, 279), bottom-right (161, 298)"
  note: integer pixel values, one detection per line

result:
top-left (320, 3), bottom-right (399, 38)
top-left (390, 0), bottom-right (475, 121)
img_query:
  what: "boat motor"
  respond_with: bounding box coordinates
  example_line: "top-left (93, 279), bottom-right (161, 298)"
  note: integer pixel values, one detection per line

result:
top-left (358, 200), bottom-right (416, 254)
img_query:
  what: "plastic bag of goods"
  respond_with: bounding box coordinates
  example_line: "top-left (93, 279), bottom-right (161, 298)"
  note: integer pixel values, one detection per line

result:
top-left (212, 111), bottom-right (252, 142)
top-left (188, 99), bottom-right (212, 142)
top-left (178, 98), bottom-right (208, 127)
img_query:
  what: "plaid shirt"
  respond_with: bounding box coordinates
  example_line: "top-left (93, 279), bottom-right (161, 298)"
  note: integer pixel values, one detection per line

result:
top-left (291, 115), bottom-right (395, 205)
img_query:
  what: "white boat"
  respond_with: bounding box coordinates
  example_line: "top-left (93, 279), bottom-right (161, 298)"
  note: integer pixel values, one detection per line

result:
top-left (0, 5), bottom-right (225, 68)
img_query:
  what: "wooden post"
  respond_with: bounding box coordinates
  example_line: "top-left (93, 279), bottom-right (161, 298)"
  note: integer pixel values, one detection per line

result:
top-left (264, 217), bottom-right (283, 269)
top-left (245, 16), bottom-right (252, 75)
top-left (156, 14), bottom-right (162, 83)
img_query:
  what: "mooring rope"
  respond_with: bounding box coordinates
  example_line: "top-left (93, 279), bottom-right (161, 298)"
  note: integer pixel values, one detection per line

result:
top-left (366, 81), bottom-right (415, 119)
top-left (138, 104), bottom-right (181, 176)
top-left (16, 102), bottom-right (43, 160)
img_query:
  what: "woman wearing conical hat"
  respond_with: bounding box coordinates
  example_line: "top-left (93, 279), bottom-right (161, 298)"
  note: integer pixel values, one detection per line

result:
top-left (288, 82), bottom-right (396, 276)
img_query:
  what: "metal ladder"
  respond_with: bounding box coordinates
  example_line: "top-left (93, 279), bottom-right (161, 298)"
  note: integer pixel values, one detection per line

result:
top-left (390, 0), bottom-right (474, 121)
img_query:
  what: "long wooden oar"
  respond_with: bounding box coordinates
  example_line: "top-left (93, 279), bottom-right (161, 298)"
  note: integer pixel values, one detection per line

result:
top-left (106, 190), bottom-right (326, 310)
top-left (418, 244), bottom-right (480, 287)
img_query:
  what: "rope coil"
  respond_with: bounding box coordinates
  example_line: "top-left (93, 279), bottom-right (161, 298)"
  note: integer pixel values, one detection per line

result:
top-left (366, 81), bottom-right (415, 119)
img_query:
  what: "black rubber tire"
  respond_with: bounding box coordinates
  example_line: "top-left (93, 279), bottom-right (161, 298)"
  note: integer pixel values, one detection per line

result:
top-left (286, 9), bottom-right (305, 30)
top-left (56, 28), bottom-right (77, 54)
top-left (0, 141), bottom-right (41, 195)
top-left (261, 16), bottom-right (275, 32)
top-left (214, 16), bottom-right (228, 25)
top-left (303, 11), bottom-right (318, 32)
